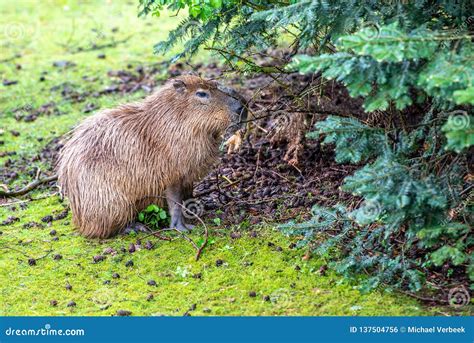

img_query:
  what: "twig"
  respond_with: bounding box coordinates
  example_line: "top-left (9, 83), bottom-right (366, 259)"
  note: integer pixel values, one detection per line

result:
top-left (139, 227), bottom-right (173, 241)
top-left (0, 192), bottom-right (59, 207)
top-left (35, 248), bottom-right (53, 261)
top-left (398, 289), bottom-right (448, 304)
top-left (0, 246), bottom-right (31, 258)
top-left (170, 199), bottom-right (209, 261)
top-left (0, 246), bottom-right (53, 261)
top-left (0, 174), bottom-right (58, 198)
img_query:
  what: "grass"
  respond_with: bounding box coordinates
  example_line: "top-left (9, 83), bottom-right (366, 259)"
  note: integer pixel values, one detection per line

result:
top-left (0, 0), bottom-right (453, 316)
top-left (1, 196), bottom-right (433, 316)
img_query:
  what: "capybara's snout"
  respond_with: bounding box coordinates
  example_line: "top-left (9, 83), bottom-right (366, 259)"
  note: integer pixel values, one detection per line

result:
top-left (225, 98), bottom-right (248, 139)
top-left (217, 83), bottom-right (248, 127)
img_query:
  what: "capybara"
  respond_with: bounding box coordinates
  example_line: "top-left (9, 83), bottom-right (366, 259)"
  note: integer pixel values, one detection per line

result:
top-left (57, 75), bottom-right (247, 238)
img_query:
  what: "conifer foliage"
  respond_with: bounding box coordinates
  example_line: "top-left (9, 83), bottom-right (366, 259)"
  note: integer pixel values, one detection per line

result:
top-left (140, 1), bottom-right (473, 292)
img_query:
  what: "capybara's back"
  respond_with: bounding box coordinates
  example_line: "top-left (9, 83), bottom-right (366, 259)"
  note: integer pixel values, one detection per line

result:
top-left (57, 75), bottom-right (247, 238)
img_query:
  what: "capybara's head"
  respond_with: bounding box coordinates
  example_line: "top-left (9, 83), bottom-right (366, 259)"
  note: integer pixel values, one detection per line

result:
top-left (159, 75), bottom-right (247, 140)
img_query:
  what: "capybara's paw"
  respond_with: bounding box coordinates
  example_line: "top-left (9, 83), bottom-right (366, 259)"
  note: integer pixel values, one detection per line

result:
top-left (121, 222), bottom-right (151, 235)
top-left (174, 223), bottom-right (195, 232)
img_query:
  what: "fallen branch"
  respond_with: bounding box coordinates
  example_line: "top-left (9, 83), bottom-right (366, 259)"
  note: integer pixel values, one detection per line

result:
top-left (0, 246), bottom-right (53, 261)
top-left (0, 192), bottom-right (59, 207)
top-left (136, 226), bottom-right (173, 242)
top-left (0, 174), bottom-right (58, 198)
top-left (398, 289), bottom-right (448, 305)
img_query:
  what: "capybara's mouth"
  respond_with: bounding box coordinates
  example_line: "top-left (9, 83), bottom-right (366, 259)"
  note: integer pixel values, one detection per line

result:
top-left (225, 108), bottom-right (247, 139)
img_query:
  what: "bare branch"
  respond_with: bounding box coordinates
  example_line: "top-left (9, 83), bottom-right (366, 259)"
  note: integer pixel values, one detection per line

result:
top-left (0, 174), bottom-right (58, 198)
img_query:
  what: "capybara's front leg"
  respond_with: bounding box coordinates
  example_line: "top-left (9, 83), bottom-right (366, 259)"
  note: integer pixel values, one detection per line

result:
top-left (166, 184), bottom-right (194, 232)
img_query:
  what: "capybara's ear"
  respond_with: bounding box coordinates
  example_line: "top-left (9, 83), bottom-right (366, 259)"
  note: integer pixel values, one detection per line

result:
top-left (172, 79), bottom-right (187, 93)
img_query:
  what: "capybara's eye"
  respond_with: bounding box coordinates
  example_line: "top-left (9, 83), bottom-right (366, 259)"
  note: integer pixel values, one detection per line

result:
top-left (196, 91), bottom-right (209, 98)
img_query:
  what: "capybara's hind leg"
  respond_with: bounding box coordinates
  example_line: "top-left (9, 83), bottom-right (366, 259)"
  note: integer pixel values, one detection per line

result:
top-left (78, 191), bottom-right (134, 238)
top-left (166, 184), bottom-right (195, 232)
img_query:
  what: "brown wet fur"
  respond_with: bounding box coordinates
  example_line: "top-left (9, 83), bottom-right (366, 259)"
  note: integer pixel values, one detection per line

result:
top-left (57, 75), bottom-right (243, 238)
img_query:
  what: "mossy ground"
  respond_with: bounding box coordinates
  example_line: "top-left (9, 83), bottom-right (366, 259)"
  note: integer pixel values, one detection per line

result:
top-left (1, 196), bottom-right (433, 316)
top-left (0, 0), bottom-right (445, 316)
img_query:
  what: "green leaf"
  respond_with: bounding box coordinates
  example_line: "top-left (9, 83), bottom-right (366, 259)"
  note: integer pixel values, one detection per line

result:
top-left (209, 0), bottom-right (222, 8)
top-left (453, 87), bottom-right (474, 105)
top-left (417, 44), bottom-right (474, 104)
top-left (146, 204), bottom-right (159, 212)
top-left (337, 23), bottom-right (437, 63)
top-left (189, 6), bottom-right (200, 18)
top-left (468, 256), bottom-right (474, 281)
top-left (364, 94), bottom-right (389, 112)
top-left (314, 116), bottom-right (386, 164)
top-left (430, 246), bottom-right (467, 266)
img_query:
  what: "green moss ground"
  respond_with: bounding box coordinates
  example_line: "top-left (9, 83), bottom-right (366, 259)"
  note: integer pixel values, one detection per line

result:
top-left (1, 195), bottom-right (433, 316)
top-left (0, 0), bottom-right (447, 316)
